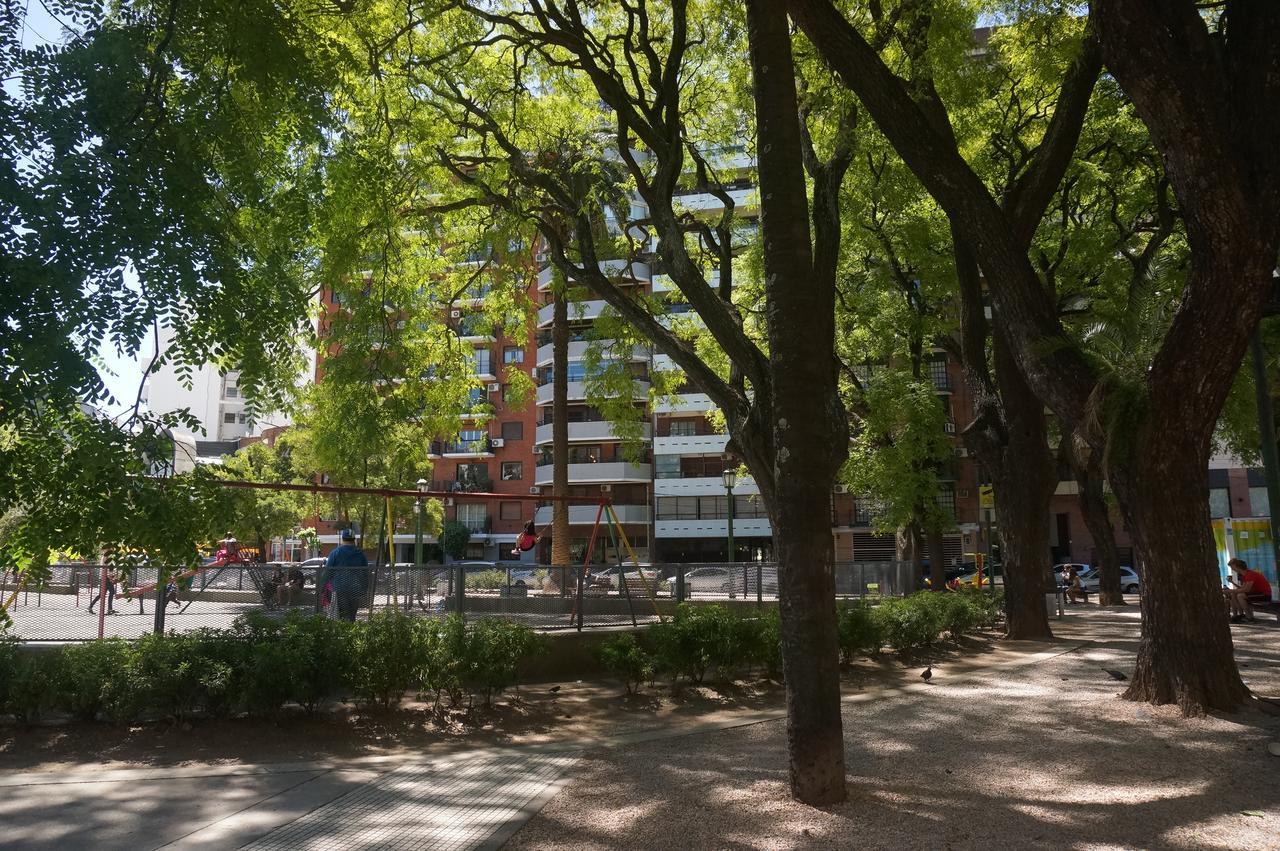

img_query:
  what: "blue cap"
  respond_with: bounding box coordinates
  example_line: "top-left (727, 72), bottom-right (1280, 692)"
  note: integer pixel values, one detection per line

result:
top-left (340, 529), bottom-right (357, 541)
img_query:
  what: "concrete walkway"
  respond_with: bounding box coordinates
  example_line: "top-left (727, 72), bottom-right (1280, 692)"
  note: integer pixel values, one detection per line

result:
top-left (0, 609), bottom-right (1123, 850)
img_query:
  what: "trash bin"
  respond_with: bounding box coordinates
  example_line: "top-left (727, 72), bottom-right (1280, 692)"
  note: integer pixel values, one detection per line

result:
top-left (1046, 590), bottom-right (1064, 619)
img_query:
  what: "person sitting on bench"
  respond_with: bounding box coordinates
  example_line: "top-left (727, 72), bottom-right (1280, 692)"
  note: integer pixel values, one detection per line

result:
top-left (1064, 565), bottom-right (1088, 604)
top-left (1224, 557), bottom-right (1272, 624)
top-left (276, 565), bottom-right (306, 607)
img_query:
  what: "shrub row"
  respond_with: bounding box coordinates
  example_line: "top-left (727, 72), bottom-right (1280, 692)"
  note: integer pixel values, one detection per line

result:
top-left (600, 590), bottom-right (1003, 692)
top-left (0, 610), bottom-right (544, 724)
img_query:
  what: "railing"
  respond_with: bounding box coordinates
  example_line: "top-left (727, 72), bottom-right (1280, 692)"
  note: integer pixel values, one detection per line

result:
top-left (431, 438), bottom-right (494, 456)
top-left (2, 561), bottom-right (923, 640)
top-left (428, 477), bottom-right (495, 493)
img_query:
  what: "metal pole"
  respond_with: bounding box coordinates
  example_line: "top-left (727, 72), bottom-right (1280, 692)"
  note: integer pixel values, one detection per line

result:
top-left (1250, 328), bottom-right (1280, 582)
top-left (726, 485), bottom-right (735, 564)
top-left (757, 562), bottom-right (763, 608)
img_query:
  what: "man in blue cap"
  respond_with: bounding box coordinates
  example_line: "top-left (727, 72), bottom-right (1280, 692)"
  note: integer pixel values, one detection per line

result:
top-left (319, 529), bottom-right (369, 621)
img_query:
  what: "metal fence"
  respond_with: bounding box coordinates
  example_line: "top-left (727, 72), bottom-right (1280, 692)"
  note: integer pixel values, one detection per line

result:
top-left (1, 560), bottom-right (918, 642)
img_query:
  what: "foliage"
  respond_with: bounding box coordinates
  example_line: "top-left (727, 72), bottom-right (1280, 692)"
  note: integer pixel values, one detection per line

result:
top-left (836, 602), bottom-right (885, 663)
top-left (466, 619), bottom-right (543, 707)
top-left (440, 521), bottom-right (472, 561)
top-left (3, 649), bottom-right (57, 723)
top-left (238, 611), bottom-right (351, 716)
top-left (54, 639), bottom-right (130, 721)
top-left (210, 437), bottom-right (311, 549)
top-left (598, 633), bottom-right (655, 695)
top-left (871, 596), bottom-right (944, 654)
top-left (347, 609), bottom-right (422, 708)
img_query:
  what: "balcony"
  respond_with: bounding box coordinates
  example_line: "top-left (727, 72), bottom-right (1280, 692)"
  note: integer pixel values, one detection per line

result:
top-left (429, 438), bottom-right (495, 458)
top-left (654, 517), bottom-right (773, 539)
top-left (672, 186), bottom-right (757, 215)
top-left (653, 393), bottom-right (714, 414)
top-left (535, 339), bottom-right (649, 367)
top-left (534, 420), bottom-right (652, 445)
top-left (653, 433), bottom-right (729, 456)
top-left (537, 258), bottom-right (651, 291)
top-left (654, 475), bottom-right (761, 497)
top-left (536, 380), bottom-right (650, 406)
top-left (537, 299), bottom-right (612, 327)
top-left (533, 461), bottom-right (652, 486)
top-left (428, 478), bottom-right (494, 494)
top-left (457, 517), bottom-right (493, 534)
top-left (534, 504), bottom-right (651, 526)
top-left (652, 269), bottom-right (722, 294)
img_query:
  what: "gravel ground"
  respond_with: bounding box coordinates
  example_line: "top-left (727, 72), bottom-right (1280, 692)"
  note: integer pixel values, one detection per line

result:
top-left (508, 613), bottom-right (1280, 850)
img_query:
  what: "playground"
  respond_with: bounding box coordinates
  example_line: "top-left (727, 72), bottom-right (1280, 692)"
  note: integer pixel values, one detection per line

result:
top-left (2, 607), bottom-right (1277, 850)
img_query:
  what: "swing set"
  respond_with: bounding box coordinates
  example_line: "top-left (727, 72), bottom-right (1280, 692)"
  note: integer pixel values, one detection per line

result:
top-left (209, 479), bottom-right (666, 627)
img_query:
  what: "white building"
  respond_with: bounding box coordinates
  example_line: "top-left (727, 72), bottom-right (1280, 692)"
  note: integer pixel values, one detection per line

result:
top-left (137, 326), bottom-right (313, 444)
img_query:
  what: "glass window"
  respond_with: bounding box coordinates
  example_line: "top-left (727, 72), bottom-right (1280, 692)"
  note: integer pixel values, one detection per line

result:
top-left (668, 419), bottom-right (697, 436)
top-left (459, 428), bottom-right (485, 442)
top-left (1209, 487), bottom-right (1230, 519)
top-left (456, 503), bottom-right (487, 531)
top-left (223, 413), bottom-right (236, 423)
top-left (503, 346), bottom-right (525, 364)
top-left (225, 385), bottom-right (239, 398)
top-left (568, 445), bottom-right (601, 464)
top-left (501, 421), bottom-right (523, 441)
top-left (500, 501), bottom-right (522, 520)
top-left (471, 349), bottom-right (492, 375)
top-left (501, 462), bottom-right (523, 481)
top-left (1250, 486), bottom-right (1270, 518)
top-left (699, 496), bottom-right (728, 519)
top-left (655, 455), bottom-right (680, 479)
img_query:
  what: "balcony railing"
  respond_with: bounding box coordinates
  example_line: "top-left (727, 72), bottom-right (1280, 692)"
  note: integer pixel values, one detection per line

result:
top-left (458, 517), bottom-right (493, 533)
top-left (429, 477), bottom-right (495, 493)
top-left (431, 438), bottom-right (494, 456)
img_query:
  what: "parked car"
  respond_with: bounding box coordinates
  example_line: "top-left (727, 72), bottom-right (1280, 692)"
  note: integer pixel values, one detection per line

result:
top-left (589, 565), bottom-right (658, 588)
top-left (1078, 566), bottom-right (1141, 594)
top-left (952, 563), bottom-right (1005, 587)
top-left (666, 566), bottom-right (734, 594)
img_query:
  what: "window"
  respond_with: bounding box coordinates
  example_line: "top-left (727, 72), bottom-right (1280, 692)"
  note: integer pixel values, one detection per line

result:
top-left (501, 461), bottom-right (523, 481)
top-left (459, 428), bottom-right (485, 443)
top-left (471, 349), bottom-right (493, 376)
top-left (657, 497), bottom-right (698, 520)
top-left (655, 455), bottom-right (680, 479)
top-left (699, 496), bottom-right (728, 518)
top-left (568, 445), bottom-right (602, 464)
top-left (456, 502), bottom-right (488, 532)
top-left (501, 421), bottom-right (524, 441)
top-left (500, 501), bottom-right (523, 521)
top-left (1209, 487), bottom-right (1230, 519)
top-left (935, 484), bottom-right (957, 519)
top-left (503, 346), bottom-right (525, 364)
top-left (927, 357), bottom-right (950, 391)
top-left (223, 413), bottom-right (236, 424)
top-left (668, 419), bottom-right (697, 436)
top-left (238, 413), bottom-right (248, 424)
top-left (225, 385), bottom-right (239, 399)
top-left (1250, 486), bottom-right (1271, 517)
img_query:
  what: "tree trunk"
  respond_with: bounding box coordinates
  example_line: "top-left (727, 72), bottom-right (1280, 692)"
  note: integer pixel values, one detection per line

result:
top-left (987, 332), bottom-right (1055, 640)
top-left (551, 284), bottom-right (571, 568)
top-left (896, 519), bottom-right (922, 587)
top-left (1110, 443), bottom-right (1248, 713)
top-left (926, 523), bottom-right (946, 592)
top-left (747, 0), bottom-right (847, 806)
top-left (1071, 446), bottom-right (1124, 605)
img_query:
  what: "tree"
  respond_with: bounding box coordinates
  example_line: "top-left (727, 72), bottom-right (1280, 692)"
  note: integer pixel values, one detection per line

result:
top-left (440, 520), bottom-right (472, 562)
top-left (211, 438), bottom-right (310, 556)
top-left (785, 0), bottom-right (1280, 712)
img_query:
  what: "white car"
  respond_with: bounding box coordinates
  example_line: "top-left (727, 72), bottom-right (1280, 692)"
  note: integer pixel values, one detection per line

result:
top-left (1079, 566), bottom-right (1141, 594)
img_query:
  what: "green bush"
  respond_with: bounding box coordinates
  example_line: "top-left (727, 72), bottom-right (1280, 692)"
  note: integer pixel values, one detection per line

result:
top-left (241, 612), bottom-right (352, 716)
top-left (873, 595), bottom-right (943, 654)
top-left (955, 586), bottom-right (1004, 627)
top-left (0, 637), bottom-right (18, 712)
top-left (465, 570), bottom-right (508, 591)
top-left (466, 618), bottom-right (541, 707)
top-left (348, 609), bottom-right (421, 708)
top-left (757, 609), bottom-right (783, 678)
top-left (648, 604), bottom-right (764, 686)
top-left (598, 633), bottom-right (654, 694)
top-left (5, 651), bottom-right (57, 723)
top-left (836, 601), bottom-right (884, 663)
top-left (55, 639), bottom-right (129, 721)
top-left (110, 631), bottom-right (242, 722)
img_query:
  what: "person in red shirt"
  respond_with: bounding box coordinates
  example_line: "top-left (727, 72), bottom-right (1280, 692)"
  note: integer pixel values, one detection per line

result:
top-left (1224, 558), bottom-right (1273, 623)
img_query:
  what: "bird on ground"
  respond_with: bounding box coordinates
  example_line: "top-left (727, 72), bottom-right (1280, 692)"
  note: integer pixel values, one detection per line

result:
top-left (921, 666), bottom-right (933, 682)
top-left (1104, 669), bottom-right (1128, 681)
top-left (548, 685), bottom-right (561, 693)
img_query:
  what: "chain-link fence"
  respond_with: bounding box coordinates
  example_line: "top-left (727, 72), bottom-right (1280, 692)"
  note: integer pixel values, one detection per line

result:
top-left (2, 560), bottom-right (919, 641)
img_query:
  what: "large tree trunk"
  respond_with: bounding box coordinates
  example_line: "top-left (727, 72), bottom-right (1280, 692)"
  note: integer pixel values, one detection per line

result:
top-left (1071, 444), bottom-right (1124, 605)
top-left (987, 333), bottom-right (1055, 640)
top-left (896, 519), bottom-right (923, 587)
top-left (1110, 441), bottom-right (1248, 713)
top-left (926, 522), bottom-right (946, 592)
top-left (551, 285), bottom-right (571, 568)
top-left (747, 0), bottom-right (847, 806)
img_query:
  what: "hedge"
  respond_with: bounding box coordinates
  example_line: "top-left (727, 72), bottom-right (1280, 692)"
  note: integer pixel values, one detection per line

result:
top-left (0, 610), bottom-right (544, 724)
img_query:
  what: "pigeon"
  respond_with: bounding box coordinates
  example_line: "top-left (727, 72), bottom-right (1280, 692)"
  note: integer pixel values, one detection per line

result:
top-left (548, 685), bottom-right (561, 693)
top-left (921, 666), bottom-right (933, 682)
top-left (1104, 669), bottom-right (1128, 681)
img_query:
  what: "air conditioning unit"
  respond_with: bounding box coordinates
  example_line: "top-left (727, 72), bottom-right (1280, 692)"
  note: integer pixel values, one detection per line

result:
top-left (833, 484), bottom-right (849, 494)
top-left (450, 309), bottom-right (462, 318)
top-left (490, 438), bottom-right (505, 448)
top-left (958, 489), bottom-right (971, 499)
top-left (529, 486), bottom-right (541, 495)
top-left (487, 382), bottom-right (501, 392)
top-left (955, 448), bottom-right (970, 458)
top-left (599, 483), bottom-right (613, 493)
top-left (443, 498), bottom-right (454, 507)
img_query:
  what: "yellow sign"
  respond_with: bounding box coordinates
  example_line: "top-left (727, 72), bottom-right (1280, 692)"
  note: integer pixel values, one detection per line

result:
top-left (979, 485), bottom-right (995, 508)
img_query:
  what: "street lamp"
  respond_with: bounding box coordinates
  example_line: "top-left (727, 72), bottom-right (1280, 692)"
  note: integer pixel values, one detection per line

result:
top-left (414, 478), bottom-right (428, 571)
top-left (722, 466), bottom-right (737, 564)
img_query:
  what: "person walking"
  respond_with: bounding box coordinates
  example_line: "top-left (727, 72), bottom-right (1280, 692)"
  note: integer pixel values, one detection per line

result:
top-left (319, 529), bottom-right (369, 622)
top-left (88, 566), bottom-right (121, 615)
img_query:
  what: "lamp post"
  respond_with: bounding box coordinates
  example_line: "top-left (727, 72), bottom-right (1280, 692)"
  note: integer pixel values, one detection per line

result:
top-left (722, 467), bottom-right (737, 564)
top-left (414, 478), bottom-right (427, 570)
